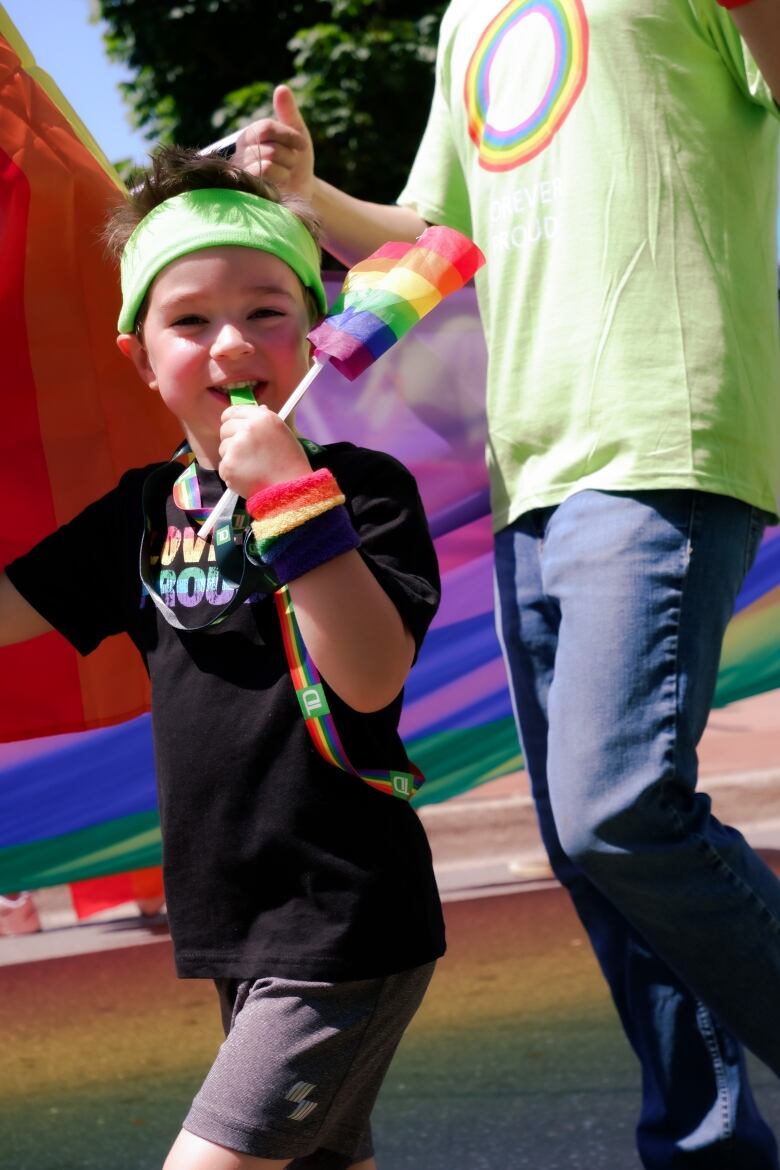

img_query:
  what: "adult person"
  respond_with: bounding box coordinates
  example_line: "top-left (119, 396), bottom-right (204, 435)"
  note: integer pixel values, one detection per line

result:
top-left (234, 2), bottom-right (780, 1166)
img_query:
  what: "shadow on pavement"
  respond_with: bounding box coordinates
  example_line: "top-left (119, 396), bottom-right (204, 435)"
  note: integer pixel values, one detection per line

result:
top-left (2, 882), bottom-right (778, 1170)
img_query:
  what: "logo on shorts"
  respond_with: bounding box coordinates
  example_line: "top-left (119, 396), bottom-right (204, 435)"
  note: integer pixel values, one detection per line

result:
top-left (286, 1081), bottom-right (318, 1122)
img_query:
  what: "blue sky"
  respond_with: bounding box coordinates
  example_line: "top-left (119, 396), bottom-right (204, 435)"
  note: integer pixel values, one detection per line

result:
top-left (3, 0), bottom-right (149, 164)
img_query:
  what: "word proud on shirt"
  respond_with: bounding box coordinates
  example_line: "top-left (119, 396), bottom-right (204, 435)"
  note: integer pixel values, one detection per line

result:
top-left (153, 525), bottom-right (238, 610)
top-left (489, 176), bottom-right (563, 253)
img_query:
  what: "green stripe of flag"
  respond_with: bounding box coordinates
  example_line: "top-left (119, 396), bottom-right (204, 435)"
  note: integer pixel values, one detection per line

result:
top-left (0, 811), bottom-right (162, 893)
top-left (409, 717), bottom-right (523, 807)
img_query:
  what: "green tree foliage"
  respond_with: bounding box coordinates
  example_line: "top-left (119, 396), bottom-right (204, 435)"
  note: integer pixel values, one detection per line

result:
top-left (94, 0), bottom-right (446, 204)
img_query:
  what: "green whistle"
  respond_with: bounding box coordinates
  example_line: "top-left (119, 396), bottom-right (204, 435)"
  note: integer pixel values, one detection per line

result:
top-left (229, 385), bottom-right (257, 406)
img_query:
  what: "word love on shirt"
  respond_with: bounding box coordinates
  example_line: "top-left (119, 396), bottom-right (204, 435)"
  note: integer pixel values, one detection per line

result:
top-left (151, 523), bottom-right (248, 611)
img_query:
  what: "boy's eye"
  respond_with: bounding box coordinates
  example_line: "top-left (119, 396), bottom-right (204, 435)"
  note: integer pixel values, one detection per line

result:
top-left (171, 314), bottom-right (206, 327)
top-left (250, 307), bottom-right (285, 320)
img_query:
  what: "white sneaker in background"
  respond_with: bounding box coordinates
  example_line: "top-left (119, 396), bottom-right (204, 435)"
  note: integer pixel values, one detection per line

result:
top-left (0, 891), bottom-right (42, 936)
top-left (507, 857), bottom-right (555, 881)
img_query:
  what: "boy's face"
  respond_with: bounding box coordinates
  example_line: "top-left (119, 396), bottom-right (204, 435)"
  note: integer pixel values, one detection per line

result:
top-left (117, 245), bottom-right (312, 467)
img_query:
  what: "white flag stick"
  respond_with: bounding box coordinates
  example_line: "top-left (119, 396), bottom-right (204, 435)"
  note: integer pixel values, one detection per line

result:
top-left (198, 358), bottom-right (328, 541)
top-left (277, 355), bottom-right (326, 422)
top-left (202, 129), bottom-right (241, 157)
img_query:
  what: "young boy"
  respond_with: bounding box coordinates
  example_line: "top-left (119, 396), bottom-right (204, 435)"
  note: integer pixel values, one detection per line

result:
top-left (0, 147), bottom-right (445, 1170)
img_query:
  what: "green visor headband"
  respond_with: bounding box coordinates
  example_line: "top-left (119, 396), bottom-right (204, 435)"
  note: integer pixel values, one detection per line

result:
top-left (118, 188), bottom-right (327, 332)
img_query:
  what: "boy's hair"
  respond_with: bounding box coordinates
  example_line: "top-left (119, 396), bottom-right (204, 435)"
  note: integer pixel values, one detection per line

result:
top-left (104, 145), bottom-right (323, 328)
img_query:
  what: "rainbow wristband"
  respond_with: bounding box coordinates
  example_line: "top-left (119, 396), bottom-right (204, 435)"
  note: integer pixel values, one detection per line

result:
top-left (246, 469), bottom-right (360, 584)
top-left (246, 469), bottom-right (345, 537)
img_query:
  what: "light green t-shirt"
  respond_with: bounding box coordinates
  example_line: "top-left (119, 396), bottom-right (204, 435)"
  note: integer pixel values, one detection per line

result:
top-left (399, 0), bottom-right (780, 529)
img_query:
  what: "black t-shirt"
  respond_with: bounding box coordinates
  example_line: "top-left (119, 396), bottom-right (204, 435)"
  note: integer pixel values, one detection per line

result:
top-left (8, 442), bottom-right (446, 980)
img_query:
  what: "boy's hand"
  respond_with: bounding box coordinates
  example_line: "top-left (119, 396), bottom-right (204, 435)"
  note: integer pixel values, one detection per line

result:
top-left (218, 405), bottom-right (312, 499)
top-left (233, 86), bottom-right (315, 200)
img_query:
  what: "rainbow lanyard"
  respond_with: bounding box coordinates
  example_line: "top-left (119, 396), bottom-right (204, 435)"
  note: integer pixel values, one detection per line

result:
top-left (274, 586), bottom-right (423, 802)
top-left (142, 444), bottom-right (424, 802)
top-left (172, 459), bottom-right (212, 527)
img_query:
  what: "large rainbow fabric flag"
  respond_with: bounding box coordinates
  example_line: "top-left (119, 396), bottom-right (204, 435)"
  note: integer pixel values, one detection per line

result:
top-left (0, 9), bottom-right (180, 745)
top-left (0, 9), bottom-right (778, 895)
top-left (1, 276), bottom-right (778, 892)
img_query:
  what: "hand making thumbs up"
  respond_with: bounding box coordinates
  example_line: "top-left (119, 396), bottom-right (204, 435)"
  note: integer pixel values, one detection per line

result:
top-left (233, 84), bottom-right (314, 200)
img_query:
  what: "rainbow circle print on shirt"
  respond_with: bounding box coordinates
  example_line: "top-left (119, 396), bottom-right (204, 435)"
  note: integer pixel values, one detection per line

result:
top-left (465, 0), bottom-right (589, 172)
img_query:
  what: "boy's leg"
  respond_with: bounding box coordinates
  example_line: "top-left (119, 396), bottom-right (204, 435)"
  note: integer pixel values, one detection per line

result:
top-left (164, 1129), bottom-right (376, 1170)
top-left (179, 967), bottom-right (432, 1170)
top-left (494, 500), bottom-right (779, 1170)
top-left (164, 1129), bottom-right (289, 1168)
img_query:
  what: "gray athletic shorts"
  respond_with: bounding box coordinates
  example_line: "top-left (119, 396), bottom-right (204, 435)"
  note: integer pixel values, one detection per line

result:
top-left (183, 962), bottom-right (435, 1168)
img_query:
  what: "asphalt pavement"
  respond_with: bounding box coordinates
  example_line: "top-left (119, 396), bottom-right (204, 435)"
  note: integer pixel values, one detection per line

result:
top-left (1, 689), bottom-right (780, 1169)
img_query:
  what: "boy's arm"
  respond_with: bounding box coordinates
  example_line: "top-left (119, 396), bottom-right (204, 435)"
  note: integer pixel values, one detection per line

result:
top-left (0, 572), bottom-right (54, 645)
top-left (729, 0), bottom-right (780, 99)
top-left (288, 551), bottom-right (416, 714)
top-left (233, 86), bottom-right (428, 267)
top-left (219, 408), bottom-right (437, 714)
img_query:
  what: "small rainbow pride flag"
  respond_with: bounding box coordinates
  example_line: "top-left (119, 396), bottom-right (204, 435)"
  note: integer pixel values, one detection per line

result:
top-left (201, 225), bottom-right (485, 536)
top-left (309, 227), bottom-right (485, 380)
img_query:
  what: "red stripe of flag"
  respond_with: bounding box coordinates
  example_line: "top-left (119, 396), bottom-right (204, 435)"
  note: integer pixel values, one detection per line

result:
top-left (0, 147), bottom-right (86, 734)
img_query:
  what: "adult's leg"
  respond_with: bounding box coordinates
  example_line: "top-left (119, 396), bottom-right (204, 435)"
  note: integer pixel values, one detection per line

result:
top-left (539, 490), bottom-right (780, 1065)
top-left (494, 504), bottom-right (778, 1170)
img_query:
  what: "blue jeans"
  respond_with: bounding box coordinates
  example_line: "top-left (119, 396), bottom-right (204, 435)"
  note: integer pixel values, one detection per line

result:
top-left (494, 490), bottom-right (780, 1169)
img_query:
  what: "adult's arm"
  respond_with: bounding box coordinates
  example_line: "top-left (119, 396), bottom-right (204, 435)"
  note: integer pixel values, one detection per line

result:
top-left (233, 85), bottom-right (428, 267)
top-left (310, 180), bottom-right (427, 267)
top-left (729, 0), bottom-right (780, 100)
top-left (0, 572), bottom-right (53, 645)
